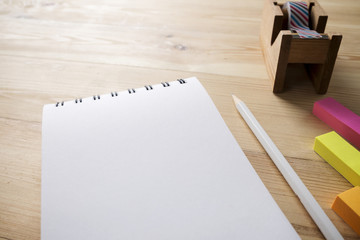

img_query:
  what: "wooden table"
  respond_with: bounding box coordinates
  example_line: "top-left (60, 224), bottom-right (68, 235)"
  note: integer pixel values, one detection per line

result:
top-left (0, 0), bottom-right (359, 239)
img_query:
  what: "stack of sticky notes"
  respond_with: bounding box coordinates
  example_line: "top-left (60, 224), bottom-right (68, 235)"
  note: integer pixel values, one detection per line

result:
top-left (313, 97), bottom-right (360, 235)
top-left (332, 186), bottom-right (360, 235)
top-left (313, 97), bottom-right (360, 186)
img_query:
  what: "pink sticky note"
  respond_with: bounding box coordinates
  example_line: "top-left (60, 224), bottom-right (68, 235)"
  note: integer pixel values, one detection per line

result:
top-left (313, 97), bottom-right (360, 150)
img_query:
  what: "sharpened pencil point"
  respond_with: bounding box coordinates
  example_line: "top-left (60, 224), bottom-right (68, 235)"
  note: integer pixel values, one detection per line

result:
top-left (232, 95), bottom-right (241, 105)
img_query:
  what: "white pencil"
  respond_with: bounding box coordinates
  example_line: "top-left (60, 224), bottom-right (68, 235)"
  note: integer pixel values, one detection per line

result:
top-left (232, 95), bottom-right (343, 240)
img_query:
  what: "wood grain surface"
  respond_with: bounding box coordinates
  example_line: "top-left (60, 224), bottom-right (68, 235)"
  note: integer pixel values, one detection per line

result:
top-left (0, 0), bottom-right (359, 239)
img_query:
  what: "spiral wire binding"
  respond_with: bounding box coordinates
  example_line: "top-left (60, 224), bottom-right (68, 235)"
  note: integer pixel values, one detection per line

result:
top-left (93, 95), bottom-right (101, 100)
top-left (128, 88), bottom-right (136, 94)
top-left (55, 79), bottom-right (187, 107)
top-left (75, 98), bottom-right (83, 104)
top-left (177, 79), bottom-right (186, 84)
top-left (55, 101), bottom-right (64, 107)
top-left (161, 82), bottom-right (170, 87)
top-left (145, 85), bottom-right (153, 91)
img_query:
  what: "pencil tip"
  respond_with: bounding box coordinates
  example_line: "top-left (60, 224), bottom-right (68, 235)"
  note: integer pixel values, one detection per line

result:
top-left (232, 94), bottom-right (241, 104)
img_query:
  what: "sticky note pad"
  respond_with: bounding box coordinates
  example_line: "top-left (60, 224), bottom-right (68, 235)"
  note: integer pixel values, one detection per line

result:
top-left (313, 97), bottom-right (360, 150)
top-left (314, 131), bottom-right (360, 186)
top-left (332, 186), bottom-right (360, 235)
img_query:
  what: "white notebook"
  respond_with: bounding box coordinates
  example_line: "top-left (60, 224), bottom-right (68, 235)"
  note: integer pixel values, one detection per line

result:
top-left (41, 77), bottom-right (299, 239)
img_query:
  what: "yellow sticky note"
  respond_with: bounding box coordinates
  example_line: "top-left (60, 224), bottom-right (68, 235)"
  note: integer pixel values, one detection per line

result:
top-left (314, 131), bottom-right (360, 186)
top-left (332, 186), bottom-right (360, 235)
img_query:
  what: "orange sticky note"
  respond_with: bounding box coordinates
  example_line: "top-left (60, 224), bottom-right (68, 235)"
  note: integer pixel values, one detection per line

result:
top-left (332, 186), bottom-right (360, 235)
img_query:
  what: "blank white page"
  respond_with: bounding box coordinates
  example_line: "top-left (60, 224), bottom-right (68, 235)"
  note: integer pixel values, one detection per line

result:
top-left (41, 77), bottom-right (299, 239)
